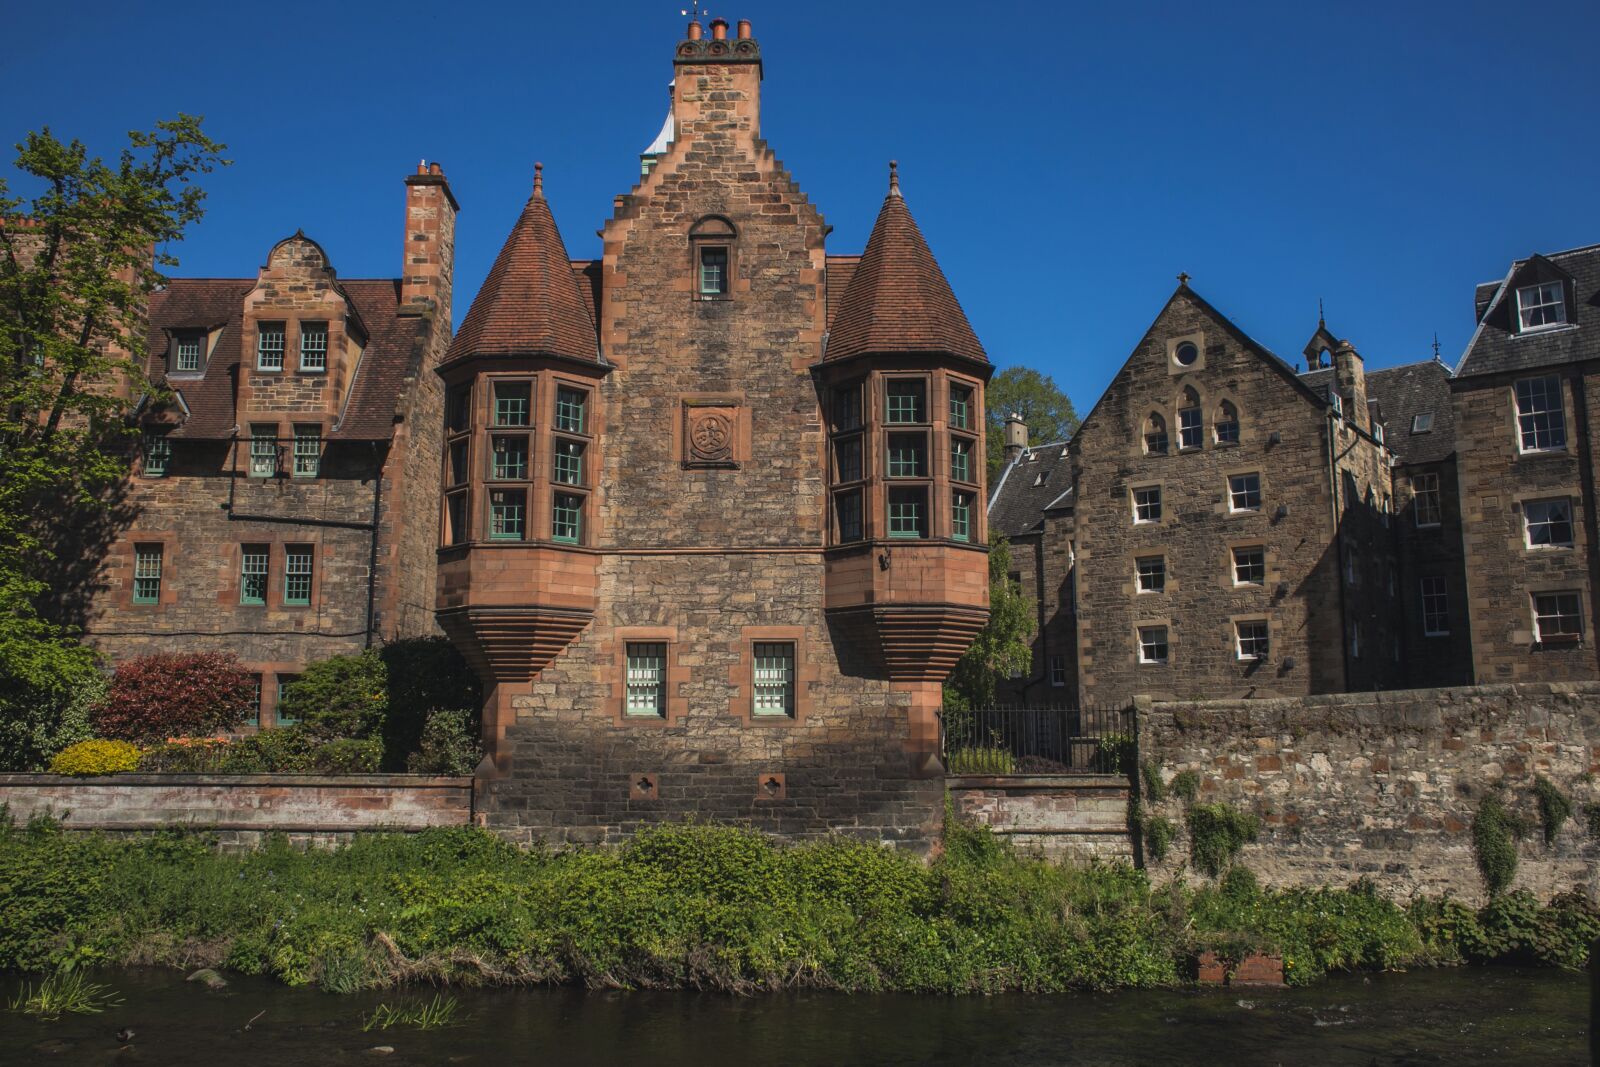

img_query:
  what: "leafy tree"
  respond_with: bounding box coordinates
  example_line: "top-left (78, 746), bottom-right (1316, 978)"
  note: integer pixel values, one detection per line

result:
top-left (986, 366), bottom-right (1078, 477)
top-left (943, 533), bottom-right (1037, 709)
top-left (0, 117), bottom-right (227, 764)
top-left (93, 651), bottom-right (254, 743)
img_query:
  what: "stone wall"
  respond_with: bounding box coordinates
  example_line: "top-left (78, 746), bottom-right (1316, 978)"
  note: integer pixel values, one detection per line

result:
top-left (1136, 683), bottom-right (1600, 903)
top-left (0, 774), bottom-right (471, 844)
top-left (947, 774), bottom-right (1131, 862)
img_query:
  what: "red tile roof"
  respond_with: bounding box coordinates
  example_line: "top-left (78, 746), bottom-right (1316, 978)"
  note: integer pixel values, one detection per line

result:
top-left (824, 178), bottom-right (986, 363)
top-left (445, 175), bottom-right (600, 365)
top-left (825, 255), bottom-right (859, 332)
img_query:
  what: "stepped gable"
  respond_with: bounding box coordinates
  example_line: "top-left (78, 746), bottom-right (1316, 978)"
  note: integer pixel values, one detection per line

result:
top-left (445, 165), bottom-right (599, 365)
top-left (824, 164), bottom-right (986, 363)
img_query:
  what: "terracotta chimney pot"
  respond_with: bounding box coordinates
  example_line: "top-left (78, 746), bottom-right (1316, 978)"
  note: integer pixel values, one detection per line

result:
top-left (710, 17), bottom-right (727, 40)
top-left (736, 19), bottom-right (751, 39)
top-left (687, 20), bottom-right (702, 40)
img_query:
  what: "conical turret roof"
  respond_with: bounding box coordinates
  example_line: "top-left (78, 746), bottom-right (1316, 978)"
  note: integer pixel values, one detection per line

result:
top-left (825, 163), bottom-right (986, 363)
top-left (446, 164), bottom-right (599, 364)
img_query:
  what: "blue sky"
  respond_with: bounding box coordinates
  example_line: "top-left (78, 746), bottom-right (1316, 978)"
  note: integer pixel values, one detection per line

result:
top-left (5, 1), bottom-right (1597, 413)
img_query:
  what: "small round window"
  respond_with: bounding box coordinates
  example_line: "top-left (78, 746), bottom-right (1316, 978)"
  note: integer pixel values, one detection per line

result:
top-left (1174, 342), bottom-right (1199, 367)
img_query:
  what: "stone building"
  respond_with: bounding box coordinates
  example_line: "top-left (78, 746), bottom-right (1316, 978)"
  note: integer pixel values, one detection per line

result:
top-left (435, 18), bottom-right (991, 846)
top-left (991, 281), bottom-right (1471, 706)
top-left (81, 164), bottom-right (458, 726)
top-left (1452, 243), bottom-right (1600, 682)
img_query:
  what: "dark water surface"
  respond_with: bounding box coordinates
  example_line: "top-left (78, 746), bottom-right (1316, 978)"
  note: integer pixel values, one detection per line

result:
top-left (0, 967), bottom-right (1586, 1066)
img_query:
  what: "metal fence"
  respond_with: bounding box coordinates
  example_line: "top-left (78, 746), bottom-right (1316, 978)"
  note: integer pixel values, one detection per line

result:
top-left (939, 704), bottom-right (1135, 775)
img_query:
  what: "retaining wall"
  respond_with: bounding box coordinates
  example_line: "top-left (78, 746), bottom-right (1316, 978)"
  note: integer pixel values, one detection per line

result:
top-left (1137, 682), bottom-right (1600, 903)
top-left (946, 774), bottom-right (1132, 862)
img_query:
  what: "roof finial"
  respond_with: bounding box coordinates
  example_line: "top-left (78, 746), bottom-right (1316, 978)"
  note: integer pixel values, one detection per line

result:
top-left (1318, 297), bottom-right (1325, 327)
top-left (888, 160), bottom-right (900, 197)
top-left (1432, 332), bottom-right (1442, 363)
top-left (533, 161), bottom-right (544, 198)
top-left (1176, 271), bottom-right (1190, 287)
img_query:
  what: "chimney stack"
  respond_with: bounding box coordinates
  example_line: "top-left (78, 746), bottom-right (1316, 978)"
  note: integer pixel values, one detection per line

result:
top-left (401, 160), bottom-right (459, 327)
top-left (1004, 412), bottom-right (1029, 465)
top-left (737, 19), bottom-right (751, 39)
top-left (1332, 340), bottom-right (1369, 432)
top-left (686, 19), bottom-right (702, 39)
top-left (673, 15), bottom-right (763, 140)
top-left (710, 17), bottom-right (728, 39)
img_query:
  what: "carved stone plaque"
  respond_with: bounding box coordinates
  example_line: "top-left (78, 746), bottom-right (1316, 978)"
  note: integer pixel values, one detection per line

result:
top-left (683, 403), bottom-right (739, 468)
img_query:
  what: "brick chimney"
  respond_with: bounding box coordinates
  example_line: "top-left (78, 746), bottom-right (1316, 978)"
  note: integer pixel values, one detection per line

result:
top-left (401, 160), bottom-right (459, 324)
top-left (1004, 412), bottom-right (1028, 464)
top-left (673, 16), bottom-right (763, 142)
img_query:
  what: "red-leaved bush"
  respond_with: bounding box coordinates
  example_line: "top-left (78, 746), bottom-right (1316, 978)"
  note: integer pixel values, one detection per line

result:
top-left (92, 652), bottom-right (255, 743)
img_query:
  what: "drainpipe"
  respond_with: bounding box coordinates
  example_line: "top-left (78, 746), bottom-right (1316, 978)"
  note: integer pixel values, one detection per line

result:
top-left (1328, 410), bottom-right (1352, 692)
top-left (364, 442), bottom-right (383, 649)
top-left (1568, 369), bottom-right (1600, 671)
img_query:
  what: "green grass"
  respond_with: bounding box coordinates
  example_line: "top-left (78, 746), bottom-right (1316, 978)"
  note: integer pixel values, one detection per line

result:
top-left (7, 967), bottom-right (123, 1020)
top-left (362, 993), bottom-right (461, 1031)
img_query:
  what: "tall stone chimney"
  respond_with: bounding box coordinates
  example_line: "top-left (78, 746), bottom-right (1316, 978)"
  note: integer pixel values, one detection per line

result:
top-left (1332, 340), bottom-right (1369, 432)
top-left (1004, 412), bottom-right (1028, 465)
top-left (672, 16), bottom-right (763, 144)
top-left (401, 161), bottom-right (459, 326)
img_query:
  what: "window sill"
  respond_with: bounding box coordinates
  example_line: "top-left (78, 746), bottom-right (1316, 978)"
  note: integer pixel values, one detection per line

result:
top-left (255, 367), bottom-right (283, 374)
top-left (1533, 635), bottom-right (1582, 649)
top-left (1513, 323), bottom-right (1577, 339)
top-left (298, 367), bottom-right (327, 374)
top-left (1424, 631), bottom-right (1450, 639)
top-left (1515, 448), bottom-right (1570, 460)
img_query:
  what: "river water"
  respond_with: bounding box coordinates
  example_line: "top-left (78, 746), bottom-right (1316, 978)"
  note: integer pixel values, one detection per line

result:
top-left (0, 967), bottom-right (1587, 1066)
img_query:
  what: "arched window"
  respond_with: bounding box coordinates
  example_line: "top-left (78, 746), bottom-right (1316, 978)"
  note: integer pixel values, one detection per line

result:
top-left (1143, 412), bottom-right (1168, 455)
top-left (1177, 387), bottom-right (1202, 450)
top-left (1214, 400), bottom-right (1239, 445)
top-left (689, 216), bottom-right (737, 300)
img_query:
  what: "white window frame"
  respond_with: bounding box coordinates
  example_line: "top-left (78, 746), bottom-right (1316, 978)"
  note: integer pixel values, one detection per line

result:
top-left (249, 425), bottom-right (278, 478)
top-left (299, 321), bottom-right (328, 372)
top-left (1228, 473), bottom-right (1262, 513)
top-left (625, 642), bottom-right (668, 717)
top-left (1515, 375), bottom-right (1566, 453)
top-left (1232, 545), bottom-right (1265, 586)
top-left (1136, 555), bottom-right (1166, 593)
top-left (256, 323), bottom-right (285, 372)
top-left (1177, 405), bottom-right (1203, 450)
top-left (1524, 498), bottom-right (1574, 549)
top-left (1137, 626), bottom-right (1168, 664)
top-left (1420, 576), bottom-right (1449, 636)
top-left (1413, 472), bottom-right (1441, 528)
top-left (1235, 619), bottom-right (1269, 661)
top-left (1516, 281), bottom-right (1566, 332)
top-left (174, 333), bottom-right (202, 373)
top-left (1411, 412), bottom-right (1433, 434)
top-left (752, 642), bottom-right (795, 717)
top-left (1532, 591), bottom-right (1583, 645)
top-left (292, 425), bottom-right (321, 479)
top-left (1132, 486), bottom-right (1162, 524)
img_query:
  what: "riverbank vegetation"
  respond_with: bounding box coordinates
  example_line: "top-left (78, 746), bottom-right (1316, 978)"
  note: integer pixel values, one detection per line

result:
top-left (0, 813), bottom-right (1594, 995)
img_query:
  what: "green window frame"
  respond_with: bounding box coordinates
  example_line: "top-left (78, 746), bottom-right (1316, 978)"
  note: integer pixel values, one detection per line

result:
top-left (174, 333), bottom-right (203, 373)
top-left (492, 382), bottom-right (531, 427)
top-left (132, 544), bottom-right (163, 604)
top-left (950, 437), bottom-right (972, 483)
top-left (552, 493), bottom-right (583, 544)
top-left (555, 388), bottom-right (587, 433)
top-left (256, 322), bottom-right (285, 371)
top-left (886, 380), bottom-right (925, 424)
top-left (699, 247), bottom-right (728, 295)
top-left (752, 642), bottom-right (795, 717)
top-left (292, 426), bottom-right (320, 478)
top-left (625, 643), bottom-right (668, 717)
top-left (299, 321), bottom-right (328, 371)
top-left (249, 425), bottom-right (278, 477)
top-left (240, 545), bottom-right (269, 605)
top-left (553, 439), bottom-right (583, 485)
top-left (952, 491), bottom-right (973, 542)
top-left (490, 435), bottom-right (528, 480)
top-left (888, 488), bottom-right (927, 539)
top-left (488, 489), bottom-right (526, 540)
top-left (283, 546), bottom-right (313, 606)
top-left (142, 433), bottom-right (170, 477)
top-left (835, 489), bottom-right (863, 542)
top-left (887, 433), bottom-right (927, 478)
top-left (949, 385), bottom-right (972, 430)
top-left (275, 674), bottom-right (300, 726)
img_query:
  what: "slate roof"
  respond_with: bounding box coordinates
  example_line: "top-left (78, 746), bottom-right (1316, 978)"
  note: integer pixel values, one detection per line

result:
top-left (823, 170), bottom-right (986, 364)
top-left (1363, 360), bottom-right (1455, 465)
top-left (1456, 242), bottom-right (1600, 379)
top-left (147, 278), bottom-right (427, 441)
top-left (986, 441), bottom-right (1073, 539)
top-left (444, 173), bottom-right (601, 366)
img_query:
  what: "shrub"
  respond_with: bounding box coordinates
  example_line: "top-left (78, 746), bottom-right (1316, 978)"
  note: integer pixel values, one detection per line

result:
top-left (137, 729), bottom-right (380, 775)
top-left (1097, 733), bottom-right (1135, 774)
top-left (48, 740), bottom-right (140, 776)
top-left (407, 709), bottom-right (482, 776)
top-left (1585, 802), bottom-right (1600, 836)
top-left (1142, 814), bottom-right (1175, 862)
top-left (1185, 802), bottom-right (1259, 878)
top-left (0, 650), bottom-right (104, 772)
top-left (1531, 776), bottom-right (1572, 845)
top-left (1140, 761), bottom-right (1166, 802)
top-left (1472, 794), bottom-right (1519, 897)
top-left (945, 747), bottom-right (1015, 774)
top-left (277, 649), bottom-right (387, 741)
top-left (92, 652), bottom-right (253, 743)
top-left (1169, 770), bottom-right (1200, 804)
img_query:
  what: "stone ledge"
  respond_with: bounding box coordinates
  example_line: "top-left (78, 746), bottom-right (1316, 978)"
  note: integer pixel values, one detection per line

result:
top-left (0, 774), bottom-right (471, 789)
top-left (945, 774), bottom-right (1129, 790)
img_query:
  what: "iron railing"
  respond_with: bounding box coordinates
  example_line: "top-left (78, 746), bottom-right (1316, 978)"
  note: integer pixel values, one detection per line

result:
top-left (939, 704), bottom-right (1135, 775)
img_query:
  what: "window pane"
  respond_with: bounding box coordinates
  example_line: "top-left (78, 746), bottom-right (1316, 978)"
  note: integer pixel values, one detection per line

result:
top-left (886, 381), bottom-right (925, 424)
top-left (949, 386), bottom-right (972, 430)
top-left (1525, 498), bottom-right (1573, 547)
top-left (446, 491), bottom-right (470, 546)
top-left (292, 426), bottom-right (320, 478)
top-left (142, 433), bottom-right (170, 477)
top-left (276, 675), bottom-right (301, 725)
top-left (1515, 376), bottom-right (1565, 451)
top-left (699, 247), bottom-right (728, 295)
top-left (133, 545), bottom-right (162, 604)
top-left (951, 491), bottom-right (973, 542)
top-left (256, 323), bottom-right (285, 370)
top-left (625, 643), bottom-right (667, 717)
top-left (1229, 473), bottom-right (1261, 512)
top-left (1414, 473), bottom-right (1441, 526)
top-left (555, 388), bottom-right (587, 433)
top-left (1517, 282), bottom-right (1566, 330)
top-left (887, 433), bottom-right (927, 478)
top-left (493, 382), bottom-right (532, 427)
top-left (1137, 556), bottom-right (1165, 592)
top-left (449, 441), bottom-right (470, 486)
top-left (1534, 591), bottom-right (1583, 641)
top-left (553, 439), bottom-right (583, 485)
top-left (833, 384), bottom-right (863, 432)
top-left (1233, 546), bottom-right (1265, 585)
top-left (1134, 486), bottom-right (1161, 523)
top-left (284, 547), bottom-right (313, 605)
top-left (491, 435), bottom-right (529, 480)
top-left (1178, 406), bottom-right (1202, 449)
top-left (299, 322), bottom-right (327, 371)
top-left (950, 437), bottom-right (973, 483)
top-left (240, 545), bottom-right (269, 605)
top-left (553, 493), bottom-right (583, 543)
top-left (1138, 626), bottom-right (1168, 664)
top-left (752, 642), bottom-right (795, 716)
top-left (247, 675), bottom-right (262, 727)
top-left (489, 489), bottom-right (526, 540)
top-left (835, 489), bottom-right (863, 542)
top-left (447, 386), bottom-right (472, 433)
top-left (888, 487), bottom-right (927, 538)
top-left (834, 436), bottom-right (862, 483)
top-left (1421, 576), bottom-right (1449, 635)
top-left (1236, 620), bottom-right (1269, 660)
top-left (249, 424), bottom-right (277, 477)
top-left (175, 334), bottom-right (202, 372)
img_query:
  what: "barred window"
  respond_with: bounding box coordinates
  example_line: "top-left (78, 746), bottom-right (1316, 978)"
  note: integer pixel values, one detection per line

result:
top-left (491, 435), bottom-right (528, 480)
top-left (1133, 486), bottom-right (1162, 524)
top-left (553, 493), bottom-right (583, 543)
top-left (1421, 576), bottom-right (1449, 636)
top-left (555, 388), bottom-right (587, 433)
top-left (489, 489), bottom-right (526, 540)
top-left (752, 642), bottom-right (795, 716)
top-left (249, 425), bottom-right (277, 478)
top-left (625, 643), bottom-right (667, 717)
top-left (1516, 281), bottom-right (1565, 331)
top-left (950, 437), bottom-right (973, 483)
top-left (1233, 546), bottom-right (1265, 585)
top-left (493, 382), bottom-right (531, 427)
top-left (887, 433), bottom-right (927, 478)
top-left (1515, 376), bottom-right (1565, 452)
top-left (835, 489), bottom-right (863, 543)
top-left (1413, 472), bottom-right (1442, 527)
top-left (949, 385), bottom-right (973, 430)
top-left (142, 433), bottom-right (170, 477)
top-left (240, 545), bottom-right (269, 606)
top-left (886, 380), bottom-right (926, 424)
top-left (1138, 626), bottom-right (1168, 664)
top-left (1136, 555), bottom-right (1165, 593)
top-left (283, 547), bottom-right (313, 606)
top-left (256, 323), bottom-right (285, 371)
top-left (292, 425), bottom-right (320, 478)
top-left (174, 333), bottom-right (202, 372)
top-left (1235, 619), bottom-right (1269, 661)
top-left (1229, 473), bottom-right (1261, 512)
top-left (553, 439), bottom-right (583, 485)
top-left (887, 487), bottom-right (927, 538)
top-left (299, 322), bottom-right (328, 371)
top-left (1533, 591), bottom-right (1583, 644)
top-left (951, 491), bottom-right (973, 542)
top-left (133, 545), bottom-right (162, 604)
top-left (1525, 498), bottom-right (1573, 548)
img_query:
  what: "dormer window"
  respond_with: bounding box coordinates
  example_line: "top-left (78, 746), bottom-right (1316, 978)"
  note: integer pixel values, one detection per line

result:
top-left (1516, 281), bottom-right (1566, 332)
top-left (172, 332), bottom-right (204, 374)
top-left (1411, 412), bottom-right (1433, 434)
top-left (1373, 422), bottom-right (1385, 445)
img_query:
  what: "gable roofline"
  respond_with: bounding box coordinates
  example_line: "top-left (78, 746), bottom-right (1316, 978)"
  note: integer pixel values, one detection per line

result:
top-left (1456, 244), bottom-right (1600, 379)
top-left (1072, 281), bottom-right (1329, 444)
